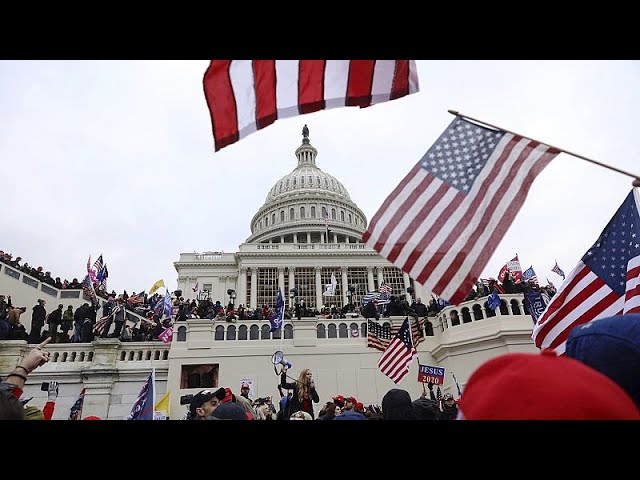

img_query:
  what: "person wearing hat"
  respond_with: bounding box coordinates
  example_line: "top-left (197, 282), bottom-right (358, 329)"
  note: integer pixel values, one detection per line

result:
top-left (188, 388), bottom-right (226, 420)
top-left (30, 299), bottom-right (47, 344)
top-left (240, 382), bottom-right (251, 401)
top-left (209, 402), bottom-right (250, 420)
top-left (458, 350), bottom-right (640, 420)
top-left (565, 313), bottom-right (640, 409)
top-left (332, 394), bottom-right (345, 410)
top-left (362, 298), bottom-right (380, 320)
top-left (342, 396), bottom-right (357, 412)
top-left (439, 392), bottom-right (458, 420)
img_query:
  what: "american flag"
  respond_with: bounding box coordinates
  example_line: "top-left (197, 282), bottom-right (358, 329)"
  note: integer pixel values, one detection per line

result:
top-left (93, 255), bottom-right (104, 274)
top-left (532, 189), bottom-right (640, 354)
top-left (203, 60), bottom-right (420, 152)
top-left (68, 388), bottom-right (86, 420)
top-left (368, 318), bottom-right (425, 352)
top-left (362, 116), bottom-right (560, 305)
top-left (128, 292), bottom-right (145, 306)
top-left (523, 265), bottom-right (539, 285)
top-left (552, 261), bottom-right (566, 280)
top-left (377, 317), bottom-right (417, 384)
top-left (378, 282), bottom-right (393, 295)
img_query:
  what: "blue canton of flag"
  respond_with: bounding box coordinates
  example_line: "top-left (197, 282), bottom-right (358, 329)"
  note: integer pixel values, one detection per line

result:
top-left (127, 370), bottom-right (155, 420)
top-left (524, 290), bottom-right (547, 325)
top-left (487, 290), bottom-right (501, 311)
top-left (269, 288), bottom-right (285, 333)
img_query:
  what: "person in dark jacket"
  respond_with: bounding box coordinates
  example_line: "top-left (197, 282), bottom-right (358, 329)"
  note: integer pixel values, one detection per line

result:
top-left (362, 300), bottom-right (379, 320)
top-left (46, 304), bottom-right (63, 341)
top-left (411, 298), bottom-right (429, 318)
top-left (384, 296), bottom-right (404, 316)
top-left (382, 388), bottom-right (417, 420)
top-left (29, 299), bottom-right (47, 343)
top-left (280, 367), bottom-right (319, 419)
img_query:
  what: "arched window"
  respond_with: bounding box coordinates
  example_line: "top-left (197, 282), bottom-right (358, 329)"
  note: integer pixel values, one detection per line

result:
top-left (338, 323), bottom-right (348, 338)
top-left (177, 326), bottom-right (187, 341)
top-left (360, 322), bottom-right (367, 338)
top-left (340, 211), bottom-right (345, 222)
top-left (349, 213), bottom-right (352, 223)
top-left (265, 216), bottom-right (268, 227)
top-left (317, 176), bottom-right (321, 186)
top-left (293, 177), bottom-right (296, 186)
top-left (289, 208), bottom-right (295, 220)
top-left (311, 206), bottom-right (316, 218)
top-left (286, 179), bottom-right (290, 188)
top-left (215, 325), bottom-right (225, 341)
top-left (227, 325), bottom-right (237, 340)
top-left (284, 324), bottom-right (293, 339)
top-left (317, 324), bottom-right (326, 338)
top-left (328, 323), bottom-right (337, 338)
top-left (510, 299), bottom-right (521, 315)
top-left (249, 325), bottom-right (259, 340)
top-left (300, 206), bottom-right (305, 219)
top-left (473, 304), bottom-right (484, 321)
top-left (281, 210), bottom-right (285, 222)
top-left (324, 178), bottom-right (329, 187)
top-left (238, 325), bottom-right (248, 340)
top-left (349, 323), bottom-right (359, 337)
top-left (271, 213), bottom-right (275, 225)
top-left (331, 208), bottom-right (336, 220)
top-left (322, 207), bottom-right (327, 218)
top-left (279, 183), bottom-right (282, 193)
top-left (261, 324), bottom-right (271, 339)
top-left (450, 310), bottom-right (461, 326)
top-left (301, 176), bottom-right (305, 186)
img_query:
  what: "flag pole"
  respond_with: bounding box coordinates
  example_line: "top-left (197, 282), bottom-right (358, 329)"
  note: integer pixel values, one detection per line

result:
top-left (448, 109), bottom-right (640, 187)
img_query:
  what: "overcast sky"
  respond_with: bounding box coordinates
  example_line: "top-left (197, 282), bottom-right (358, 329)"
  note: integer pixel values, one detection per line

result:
top-left (1, 60), bottom-right (639, 296)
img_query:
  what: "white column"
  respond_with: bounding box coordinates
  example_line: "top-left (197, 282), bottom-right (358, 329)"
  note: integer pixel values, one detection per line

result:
top-left (288, 267), bottom-right (295, 308)
top-left (250, 268), bottom-right (258, 309)
top-left (333, 232), bottom-right (338, 243)
top-left (278, 267), bottom-right (285, 295)
top-left (403, 272), bottom-right (411, 303)
top-left (320, 233), bottom-right (325, 243)
top-left (341, 267), bottom-right (349, 306)
top-left (240, 268), bottom-right (247, 307)
top-left (345, 236), bottom-right (350, 243)
top-left (293, 233), bottom-right (298, 243)
top-left (367, 266), bottom-right (375, 292)
top-left (307, 232), bottom-right (311, 243)
top-left (315, 266), bottom-right (323, 310)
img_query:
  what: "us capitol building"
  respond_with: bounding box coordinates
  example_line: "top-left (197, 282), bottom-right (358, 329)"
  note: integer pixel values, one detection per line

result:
top-left (0, 127), bottom-right (538, 419)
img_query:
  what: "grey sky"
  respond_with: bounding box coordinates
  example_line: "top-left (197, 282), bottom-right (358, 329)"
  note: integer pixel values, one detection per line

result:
top-left (1, 60), bottom-right (639, 296)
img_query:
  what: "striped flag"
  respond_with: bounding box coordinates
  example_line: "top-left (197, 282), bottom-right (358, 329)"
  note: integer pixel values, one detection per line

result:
top-left (532, 189), bottom-right (640, 354)
top-left (551, 261), bottom-right (566, 280)
top-left (93, 255), bottom-right (104, 275)
top-left (377, 317), bottom-right (417, 384)
top-left (367, 318), bottom-right (425, 352)
top-left (379, 282), bottom-right (393, 295)
top-left (363, 116), bottom-right (560, 305)
top-left (69, 388), bottom-right (86, 420)
top-left (203, 60), bottom-right (420, 152)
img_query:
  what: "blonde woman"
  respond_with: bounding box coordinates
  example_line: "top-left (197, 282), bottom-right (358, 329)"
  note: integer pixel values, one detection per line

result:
top-left (280, 367), bottom-right (319, 419)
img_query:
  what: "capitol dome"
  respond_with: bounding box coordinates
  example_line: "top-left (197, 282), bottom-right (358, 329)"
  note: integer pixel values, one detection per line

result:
top-left (247, 125), bottom-right (368, 244)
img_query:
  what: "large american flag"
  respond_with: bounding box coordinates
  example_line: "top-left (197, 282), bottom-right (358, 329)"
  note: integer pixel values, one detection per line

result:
top-left (532, 189), bottom-right (640, 354)
top-left (377, 317), bottom-right (417, 384)
top-left (68, 388), bottom-right (86, 420)
top-left (367, 318), bottom-right (425, 352)
top-left (363, 116), bottom-right (560, 305)
top-left (203, 60), bottom-right (419, 151)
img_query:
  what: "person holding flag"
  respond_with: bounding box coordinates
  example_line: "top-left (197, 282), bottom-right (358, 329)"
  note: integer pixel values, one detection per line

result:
top-left (128, 370), bottom-right (155, 420)
top-left (269, 288), bottom-right (285, 333)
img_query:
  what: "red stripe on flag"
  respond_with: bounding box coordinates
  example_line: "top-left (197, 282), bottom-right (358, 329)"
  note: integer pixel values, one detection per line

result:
top-left (390, 60), bottom-right (410, 100)
top-left (298, 60), bottom-right (326, 114)
top-left (253, 61), bottom-right (277, 130)
top-left (548, 289), bottom-right (621, 350)
top-left (436, 144), bottom-right (558, 302)
top-left (346, 60), bottom-right (376, 107)
top-left (534, 269), bottom-right (602, 346)
top-left (203, 60), bottom-right (239, 152)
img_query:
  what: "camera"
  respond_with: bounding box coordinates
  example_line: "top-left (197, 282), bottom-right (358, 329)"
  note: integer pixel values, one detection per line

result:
top-left (180, 394), bottom-right (194, 405)
top-left (40, 382), bottom-right (50, 391)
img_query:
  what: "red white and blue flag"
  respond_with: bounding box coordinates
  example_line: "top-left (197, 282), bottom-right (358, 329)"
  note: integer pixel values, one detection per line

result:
top-left (552, 261), bottom-right (566, 280)
top-left (378, 317), bottom-right (417, 384)
top-left (363, 117), bottom-right (560, 305)
top-left (533, 189), bottom-right (640, 354)
top-left (68, 388), bottom-right (86, 420)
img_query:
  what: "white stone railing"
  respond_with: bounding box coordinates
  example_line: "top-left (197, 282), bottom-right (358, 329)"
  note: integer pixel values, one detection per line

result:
top-left (237, 243), bottom-right (370, 253)
top-left (434, 293), bottom-right (530, 332)
top-left (16, 341), bottom-right (170, 364)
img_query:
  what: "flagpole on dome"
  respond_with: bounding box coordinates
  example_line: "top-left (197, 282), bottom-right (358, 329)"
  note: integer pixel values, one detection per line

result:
top-left (448, 109), bottom-right (640, 187)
